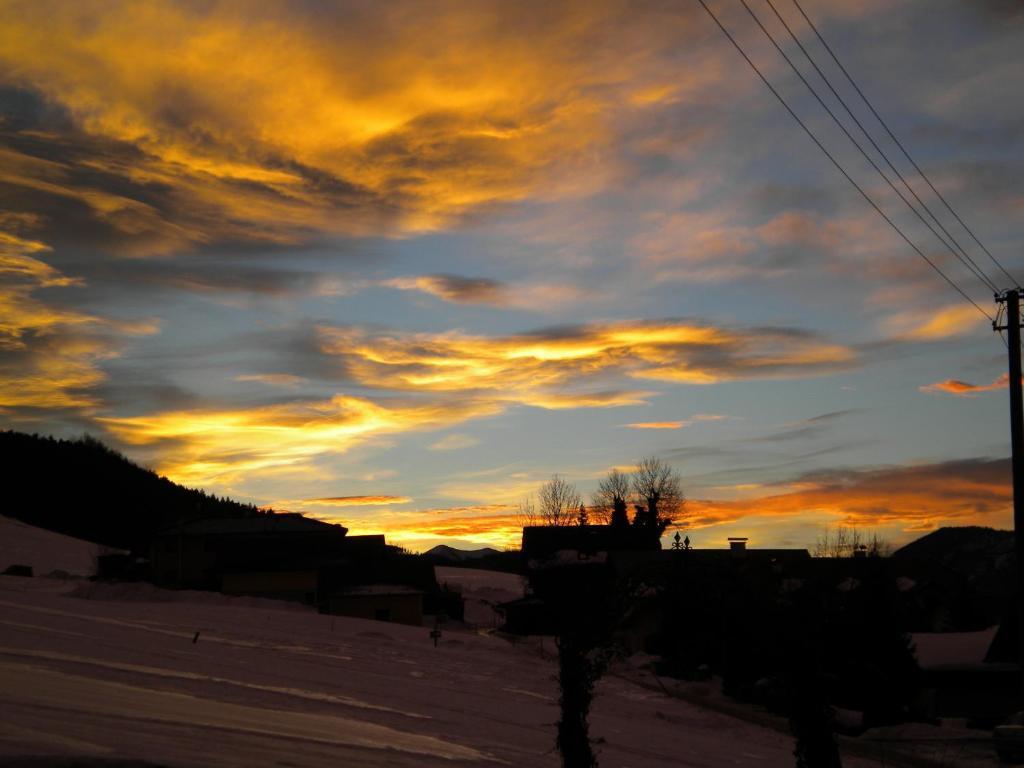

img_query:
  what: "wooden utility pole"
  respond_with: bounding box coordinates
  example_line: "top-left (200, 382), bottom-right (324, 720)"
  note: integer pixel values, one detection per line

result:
top-left (995, 289), bottom-right (1024, 691)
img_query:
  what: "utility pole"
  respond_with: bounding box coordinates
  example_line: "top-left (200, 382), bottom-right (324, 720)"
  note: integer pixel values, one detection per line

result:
top-left (995, 289), bottom-right (1024, 695)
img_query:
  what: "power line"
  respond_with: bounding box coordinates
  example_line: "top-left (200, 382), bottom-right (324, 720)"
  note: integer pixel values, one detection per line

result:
top-left (761, 0), bottom-right (999, 294)
top-left (694, 0), bottom-right (993, 321)
top-left (789, 0), bottom-right (1021, 291)
top-left (739, 0), bottom-right (998, 295)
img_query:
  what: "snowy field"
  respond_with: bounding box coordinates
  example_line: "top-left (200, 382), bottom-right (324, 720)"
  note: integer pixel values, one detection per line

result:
top-left (0, 523), bottom-right (909, 767)
top-left (434, 566), bottom-right (526, 627)
top-left (0, 516), bottom-right (116, 578)
top-left (0, 573), bottom-right (851, 768)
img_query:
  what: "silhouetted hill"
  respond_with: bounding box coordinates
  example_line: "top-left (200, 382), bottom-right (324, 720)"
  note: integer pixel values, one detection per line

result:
top-left (1, 431), bottom-right (265, 552)
top-left (421, 545), bottom-right (522, 573)
top-left (893, 525), bottom-right (1013, 564)
top-left (893, 525), bottom-right (1014, 626)
top-left (425, 545), bottom-right (503, 562)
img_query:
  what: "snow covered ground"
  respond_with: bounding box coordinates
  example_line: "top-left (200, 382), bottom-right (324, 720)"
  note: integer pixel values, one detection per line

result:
top-left (0, 571), bottom-right (893, 767)
top-left (0, 524), bottom-right (950, 767)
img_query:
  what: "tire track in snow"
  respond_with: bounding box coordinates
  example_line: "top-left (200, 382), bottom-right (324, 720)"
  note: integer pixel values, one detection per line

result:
top-left (0, 647), bottom-right (426, 718)
top-left (0, 661), bottom-right (493, 762)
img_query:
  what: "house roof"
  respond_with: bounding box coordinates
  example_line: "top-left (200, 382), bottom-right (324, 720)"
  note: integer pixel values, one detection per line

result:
top-left (521, 525), bottom-right (659, 559)
top-left (912, 626), bottom-right (998, 668)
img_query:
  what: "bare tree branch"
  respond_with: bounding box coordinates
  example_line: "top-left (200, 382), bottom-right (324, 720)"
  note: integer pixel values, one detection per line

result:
top-left (591, 468), bottom-right (631, 527)
top-left (538, 475), bottom-right (582, 526)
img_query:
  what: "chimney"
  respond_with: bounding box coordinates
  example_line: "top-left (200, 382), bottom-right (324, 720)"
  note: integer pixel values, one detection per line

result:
top-left (728, 537), bottom-right (748, 556)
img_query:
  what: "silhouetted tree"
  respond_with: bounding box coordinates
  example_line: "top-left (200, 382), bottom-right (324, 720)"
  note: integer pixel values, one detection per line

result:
top-left (790, 671), bottom-right (843, 768)
top-left (546, 560), bottom-right (623, 767)
top-left (823, 564), bottom-right (918, 725)
top-left (631, 456), bottom-right (684, 535)
top-left (813, 526), bottom-right (890, 558)
top-left (516, 496), bottom-right (538, 527)
top-left (556, 634), bottom-right (605, 768)
top-left (591, 468), bottom-right (631, 528)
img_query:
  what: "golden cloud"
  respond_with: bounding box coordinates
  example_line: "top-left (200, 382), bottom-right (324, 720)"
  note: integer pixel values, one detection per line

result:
top-left (378, 274), bottom-right (592, 312)
top-left (0, 1), bottom-right (717, 248)
top-left (93, 317), bottom-right (845, 493)
top-left (380, 275), bottom-right (506, 305)
top-left (294, 495), bottom-right (412, 507)
top-left (0, 233), bottom-right (93, 350)
top-left (429, 434), bottom-right (480, 451)
top-left (881, 304), bottom-right (988, 342)
top-left (99, 394), bottom-right (503, 488)
top-left (0, 225), bottom-right (154, 411)
top-left (234, 373), bottom-right (308, 388)
top-left (345, 505), bottom-right (523, 550)
top-left (319, 319), bottom-right (856, 398)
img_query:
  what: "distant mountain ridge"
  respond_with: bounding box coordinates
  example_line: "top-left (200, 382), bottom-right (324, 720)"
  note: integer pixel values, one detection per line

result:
top-left (424, 544), bottom-right (503, 561)
top-left (0, 431), bottom-right (270, 552)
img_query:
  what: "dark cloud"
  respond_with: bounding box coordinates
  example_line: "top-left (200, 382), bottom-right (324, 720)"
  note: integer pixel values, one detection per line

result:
top-left (745, 183), bottom-right (840, 218)
top-left (384, 274), bottom-right (507, 304)
top-left (0, 118), bottom-right (385, 259)
top-left (959, 0), bottom-right (1024, 21)
top-left (753, 409), bottom-right (861, 443)
top-left (71, 258), bottom-right (336, 298)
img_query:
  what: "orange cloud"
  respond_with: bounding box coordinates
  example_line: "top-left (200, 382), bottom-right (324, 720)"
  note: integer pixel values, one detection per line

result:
top-left (624, 421), bottom-right (686, 429)
top-left (684, 458), bottom-right (1010, 533)
top-left (624, 413), bottom-right (728, 429)
top-left (345, 505), bottom-right (522, 550)
top-left (336, 457), bottom-right (1009, 548)
top-left (920, 373), bottom-right (1009, 396)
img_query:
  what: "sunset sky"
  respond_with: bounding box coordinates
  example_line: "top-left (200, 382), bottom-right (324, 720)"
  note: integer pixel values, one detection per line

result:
top-left (2, 0), bottom-right (1022, 551)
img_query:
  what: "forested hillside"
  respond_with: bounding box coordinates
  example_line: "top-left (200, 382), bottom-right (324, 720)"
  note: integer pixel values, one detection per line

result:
top-left (1, 431), bottom-right (264, 551)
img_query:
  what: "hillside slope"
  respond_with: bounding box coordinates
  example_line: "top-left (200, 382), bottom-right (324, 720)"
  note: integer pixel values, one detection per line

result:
top-left (1, 431), bottom-right (263, 551)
